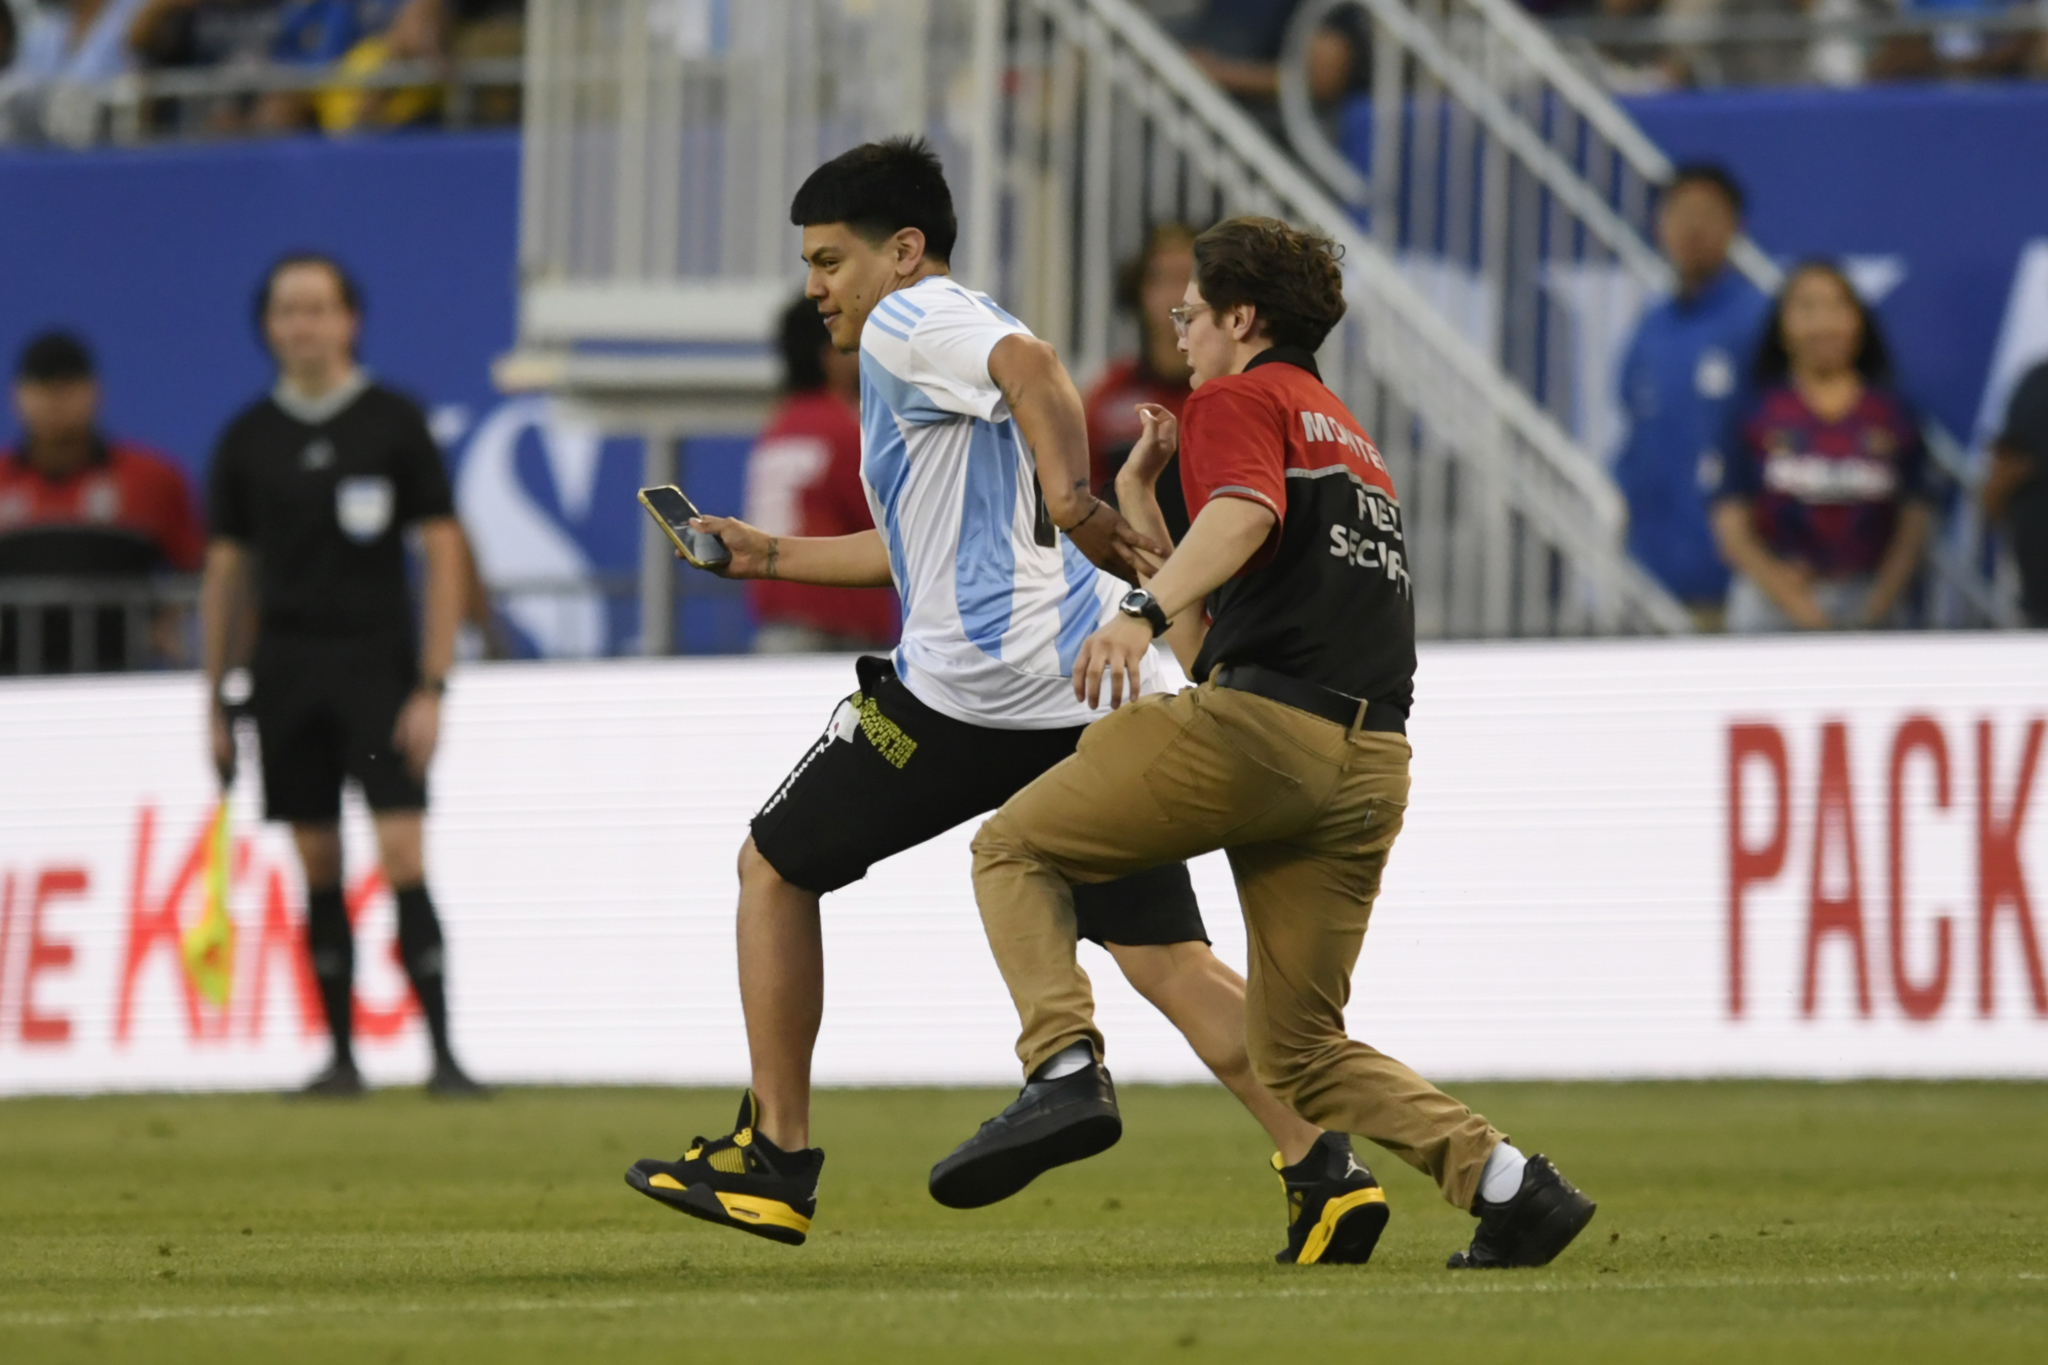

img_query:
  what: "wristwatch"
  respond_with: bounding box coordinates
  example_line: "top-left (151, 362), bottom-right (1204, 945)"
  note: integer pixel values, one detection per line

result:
top-left (1118, 588), bottom-right (1169, 638)
top-left (418, 676), bottom-right (448, 697)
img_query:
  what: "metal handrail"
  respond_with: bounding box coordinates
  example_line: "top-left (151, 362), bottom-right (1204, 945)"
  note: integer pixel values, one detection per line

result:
top-left (0, 575), bottom-right (200, 675)
top-left (1280, 0), bottom-right (2007, 628)
top-left (1, 56), bottom-right (524, 147)
top-left (1549, 9), bottom-right (2048, 50)
top-left (1032, 0), bottom-right (1688, 634)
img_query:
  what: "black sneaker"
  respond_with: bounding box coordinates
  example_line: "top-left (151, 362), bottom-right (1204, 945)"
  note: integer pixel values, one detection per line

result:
top-left (427, 1058), bottom-right (491, 1099)
top-left (1273, 1133), bottom-right (1390, 1265)
top-left (297, 1058), bottom-right (364, 1098)
top-left (625, 1091), bottom-right (823, 1247)
top-left (1446, 1154), bottom-right (1596, 1269)
top-left (928, 1050), bottom-right (1122, 1210)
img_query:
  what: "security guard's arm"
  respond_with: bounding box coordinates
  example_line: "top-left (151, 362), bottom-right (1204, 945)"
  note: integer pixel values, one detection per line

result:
top-left (1112, 403), bottom-right (1204, 669)
top-left (392, 517), bottom-right (464, 778)
top-left (686, 516), bottom-right (895, 586)
top-left (199, 538), bottom-right (250, 786)
top-left (1073, 497), bottom-right (1277, 709)
top-left (989, 334), bottom-right (1162, 583)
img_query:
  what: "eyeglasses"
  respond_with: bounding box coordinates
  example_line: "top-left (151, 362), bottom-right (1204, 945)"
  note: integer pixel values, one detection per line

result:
top-left (1168, 304), bottom-right (1203, 338)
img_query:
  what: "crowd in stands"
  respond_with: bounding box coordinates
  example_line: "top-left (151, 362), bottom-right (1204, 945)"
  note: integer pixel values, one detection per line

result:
top-left (1611, 162), bottom-right (2047, 630)
top-left (0, 0), bottom-right (521, 142)
top-left (1543, 0), bottom-right (2048, 91)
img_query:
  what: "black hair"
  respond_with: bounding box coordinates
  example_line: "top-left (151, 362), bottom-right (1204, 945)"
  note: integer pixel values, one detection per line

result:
top-left (253, 252), bottom-right (364, 337)
top-left (15, 330), bottom-right (94, 383)
top-left (778, 294), bottom-right (832, 392)
top-left (1753, 259), bottom-right (1894, 388)
top-left (788, 136), bottom-right (958, 263)
top-left (1667, 163), bottom-right (1745, 218)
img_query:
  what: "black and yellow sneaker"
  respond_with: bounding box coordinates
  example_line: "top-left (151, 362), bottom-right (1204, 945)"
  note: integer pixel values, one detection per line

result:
top-left (624, 1091), bottom-right (823, 1247)
top-left (1273, 1133), bottom-right (1391, 1265)
top-left (1446, 1154), bottom-right (1596, 1269)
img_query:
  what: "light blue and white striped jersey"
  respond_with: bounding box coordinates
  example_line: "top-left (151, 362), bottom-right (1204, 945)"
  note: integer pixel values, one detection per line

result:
top-left (858, 275), bottom-right (1179, 729)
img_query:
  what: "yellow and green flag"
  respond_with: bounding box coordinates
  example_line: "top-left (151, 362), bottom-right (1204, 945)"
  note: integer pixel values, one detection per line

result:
top-left (181, 798), bottom-right (236, 1008)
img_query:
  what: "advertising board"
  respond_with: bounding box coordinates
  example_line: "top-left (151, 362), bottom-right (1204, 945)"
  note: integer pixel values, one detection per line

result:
top-left (1, 636), bottom-right (2042, 1094)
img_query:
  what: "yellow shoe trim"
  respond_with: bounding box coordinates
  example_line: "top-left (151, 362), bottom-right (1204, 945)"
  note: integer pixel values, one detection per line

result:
top-left (714, 1192), bottom-right (811, 1235)
top-left (648, 1173), bottom-right (686, 1192)
top-left (1297, 1186), bottom-right (1387, 1265)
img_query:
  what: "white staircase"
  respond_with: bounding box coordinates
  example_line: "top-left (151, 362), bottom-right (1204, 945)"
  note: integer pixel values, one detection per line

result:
top-left (1277, 0), bottom-right (2007, 627)
top-left (508, 0), bottom-right (1696, 641)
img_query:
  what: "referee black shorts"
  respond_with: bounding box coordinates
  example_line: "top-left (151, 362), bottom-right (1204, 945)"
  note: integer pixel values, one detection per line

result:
top-left (249, 634), bottom-right (426, 824)
top-left (750, 656), bottom-right (1207, 948)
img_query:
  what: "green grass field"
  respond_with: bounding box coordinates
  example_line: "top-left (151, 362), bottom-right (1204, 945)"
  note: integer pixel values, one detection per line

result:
top-left (1, 1082), bottom-right (2043, 1364)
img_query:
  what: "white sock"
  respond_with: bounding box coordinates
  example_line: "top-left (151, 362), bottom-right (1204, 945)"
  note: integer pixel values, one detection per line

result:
top-left (1478, 1142), bottom-right (1528, 1205)
top-left (1035, 1042), bottom-right (1093, 1081)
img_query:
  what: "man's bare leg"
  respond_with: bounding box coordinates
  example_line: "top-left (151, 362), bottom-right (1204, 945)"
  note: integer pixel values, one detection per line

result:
top-left (736, 836), bottom-right (824, 1151)
top-left (1105, 940), bottom-right (1321, 1166)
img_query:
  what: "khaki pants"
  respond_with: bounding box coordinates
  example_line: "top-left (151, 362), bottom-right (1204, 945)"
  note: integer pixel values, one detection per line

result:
top-left (971, 679), bottom-right (1504, 1209)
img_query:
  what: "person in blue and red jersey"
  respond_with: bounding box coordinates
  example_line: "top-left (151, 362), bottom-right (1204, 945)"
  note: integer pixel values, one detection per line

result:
top-left (1710, 260), bottom-right (1931, 633)
top-left (1084, 223), bottom-right (1198, 542)
top-left (0, 330), bottom-right (205, 672)
top-left (741, 294), bottom-right (899, 653)
top-left (1612, 165), bottom-right (1772, 630)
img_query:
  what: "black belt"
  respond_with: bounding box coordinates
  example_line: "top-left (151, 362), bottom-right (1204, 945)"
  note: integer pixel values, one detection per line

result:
top-left (1213, 663), bottom-right (1407, 735)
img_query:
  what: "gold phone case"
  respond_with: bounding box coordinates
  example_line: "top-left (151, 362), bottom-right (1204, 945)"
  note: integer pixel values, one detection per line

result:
top-left (636, 486), bottom-right (727, 570)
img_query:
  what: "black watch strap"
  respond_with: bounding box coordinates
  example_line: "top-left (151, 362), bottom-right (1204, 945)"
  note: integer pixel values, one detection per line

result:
top-left (1120, 590), bottom-right (1169, 638)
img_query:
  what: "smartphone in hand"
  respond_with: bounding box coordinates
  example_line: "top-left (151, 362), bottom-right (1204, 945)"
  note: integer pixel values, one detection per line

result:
top-left (637, 485), bottom-right (733, 571)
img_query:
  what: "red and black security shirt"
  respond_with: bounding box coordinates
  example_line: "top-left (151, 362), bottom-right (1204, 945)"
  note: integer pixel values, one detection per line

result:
top-left (0, 438), bottom-right (205, 575)
top-left (1177, 347), bottom-right (1415, 713)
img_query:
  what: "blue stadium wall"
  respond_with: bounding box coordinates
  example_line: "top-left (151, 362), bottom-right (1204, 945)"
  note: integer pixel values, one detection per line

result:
top-left (3, 86), bottom-right (2045, 653)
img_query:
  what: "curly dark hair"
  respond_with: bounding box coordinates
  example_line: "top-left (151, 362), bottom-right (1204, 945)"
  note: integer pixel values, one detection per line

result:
top-left (1753, 259), bottom-right (1894, 388)
top-left (1190, 217), bottom-right (1346, 351)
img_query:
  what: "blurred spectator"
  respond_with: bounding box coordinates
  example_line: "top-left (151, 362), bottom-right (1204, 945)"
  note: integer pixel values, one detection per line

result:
top-left (1870, 0), bottom-right (2045, 82)
top-left (1166, 0), bottom-right (1367, 144)
top-left (740, 296), bottom-right (899, 655)
top-left (0, 330), bottom-right (205, 672)
top-left (1612, 164), bottom-right (1771, 628)
top-left (1, 0), bottom-right (146, 142)
top-left (1710, 261), bottom-right (1930, 632)
top-left (1982, 357), bottom-right (2048, 627)
top-left (311, 0), bottom-right (521, 133)
top-left (1087, 222), bottom-right (1198, 544)
top-left (127, 0), bottom-right (311, 134)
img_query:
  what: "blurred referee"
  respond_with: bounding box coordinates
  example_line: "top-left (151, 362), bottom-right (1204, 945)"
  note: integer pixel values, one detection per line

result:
top-left (199, 253), bottom-right (483, 1098)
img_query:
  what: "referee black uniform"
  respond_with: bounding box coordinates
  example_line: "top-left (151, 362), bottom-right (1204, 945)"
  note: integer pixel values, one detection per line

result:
top-left (206, 324), bottom-right (480, 1096)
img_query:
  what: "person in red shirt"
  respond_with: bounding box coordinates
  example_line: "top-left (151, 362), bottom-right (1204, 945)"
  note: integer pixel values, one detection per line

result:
top-left (743, 296), bottom-right (900, 652)
top-left (1084, 223), bottom-right (1198, 541)
top-left (940, 217), bottom-right (1597, 1272)
top-left (0, 331), bottom-right (205, 673)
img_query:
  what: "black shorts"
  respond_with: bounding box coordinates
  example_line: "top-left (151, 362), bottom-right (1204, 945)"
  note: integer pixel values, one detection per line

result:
top-left (249, 634), bottom-right (425, 824)
top-left (750, 657), bottom-right (1207, 947)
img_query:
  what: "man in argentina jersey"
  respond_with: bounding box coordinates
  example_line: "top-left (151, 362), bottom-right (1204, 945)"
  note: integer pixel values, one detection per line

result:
top-left (858, 256), bottom-right (1166, 725)
top-left (628, 140), bottom-right (1376, 1266)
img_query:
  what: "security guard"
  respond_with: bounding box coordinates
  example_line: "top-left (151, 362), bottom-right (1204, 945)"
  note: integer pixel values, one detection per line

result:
top-left (936, 217), bottom-right (1596, 1269)
top-left (200, 253), bottom-right (483, 1098)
